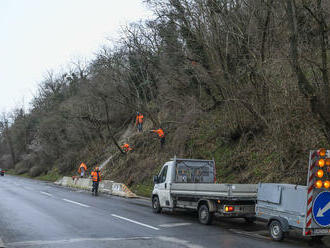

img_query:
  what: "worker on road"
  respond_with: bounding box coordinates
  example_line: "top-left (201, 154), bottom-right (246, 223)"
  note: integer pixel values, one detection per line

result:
top-left (121, 143), bottom-right (133, 153)
top-left (91, 166), bottom-right (102, 196)
top-left (78, 162), bottom-right (87, 178)
top-left (151, 128), bottom-right (165, 148)
top-left (135, 112), bottom-right (144, 132)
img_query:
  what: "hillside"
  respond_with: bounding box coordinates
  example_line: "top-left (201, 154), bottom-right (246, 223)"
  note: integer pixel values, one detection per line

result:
top-left (0, 0), bottom-right (329, 196)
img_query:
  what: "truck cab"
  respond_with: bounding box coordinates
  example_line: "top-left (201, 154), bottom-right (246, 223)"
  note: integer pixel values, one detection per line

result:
top-left (152, 158), bottom-right (216, 211)
top-left (152, 161), bottom-right (175, 209)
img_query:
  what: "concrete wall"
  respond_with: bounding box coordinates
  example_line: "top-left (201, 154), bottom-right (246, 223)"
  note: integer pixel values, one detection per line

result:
top-left (55, 177), bottom-right (137, 198)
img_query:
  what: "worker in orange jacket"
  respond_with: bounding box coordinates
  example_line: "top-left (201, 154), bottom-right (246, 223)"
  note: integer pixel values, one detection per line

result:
top-left (78, 162), bottom-right (87, 178)
top-left (151, 128), bottom-right (165, 148)
top-left (121, 143), bottom-right (132, 153)
top-left (135, 112), bottom-right (144, 132)
top-left (91, 167), bottom-right (102, 196)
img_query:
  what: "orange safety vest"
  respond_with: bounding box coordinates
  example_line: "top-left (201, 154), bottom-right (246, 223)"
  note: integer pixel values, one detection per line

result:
top-left (136, 114), bottom-right (144, 124)
top-left (121, 143), bottom-right (132, 152)
top-left (153, 129), bottom-right (164, 138)
top-left (78, 163), bottom-right (87, 173)
top-left (91, 171), bottom-right (101, 182)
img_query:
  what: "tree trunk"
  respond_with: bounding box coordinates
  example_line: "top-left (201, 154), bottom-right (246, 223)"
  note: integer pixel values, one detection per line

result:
top-left (285, 0), bottom-right (330, 141)
top-left (102, 98), bottom-right (125, 155)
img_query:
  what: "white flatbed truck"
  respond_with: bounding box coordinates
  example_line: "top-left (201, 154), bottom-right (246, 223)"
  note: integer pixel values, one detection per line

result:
top-left (151, 157), bottom-right (257, 224)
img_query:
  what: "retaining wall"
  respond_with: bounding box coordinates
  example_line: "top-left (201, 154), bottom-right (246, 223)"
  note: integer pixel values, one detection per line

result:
top-left (55, 176), bottom-right (136, 198)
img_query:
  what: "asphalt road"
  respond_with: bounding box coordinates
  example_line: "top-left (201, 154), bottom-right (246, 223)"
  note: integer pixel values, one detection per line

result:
top-left (0, 175), bottom-right (329, 248)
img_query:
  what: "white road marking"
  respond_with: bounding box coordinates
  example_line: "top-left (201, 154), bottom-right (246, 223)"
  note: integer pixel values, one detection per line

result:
top-left (158, 236), bottom-right (204, 248)
top-left (5, 237), bottom-right (152, 247)
top-left (62, 199), bottom-right (90, 208)
top-left (40, 191), bottom-right (52, 197)
top-left (159, 222), bottom-right (192, 228)
top-left (111, 214), bottom-right (159, 230)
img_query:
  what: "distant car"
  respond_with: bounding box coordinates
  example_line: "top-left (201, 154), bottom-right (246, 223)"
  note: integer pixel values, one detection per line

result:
top-left (0, 168), bottom-right (4, 176)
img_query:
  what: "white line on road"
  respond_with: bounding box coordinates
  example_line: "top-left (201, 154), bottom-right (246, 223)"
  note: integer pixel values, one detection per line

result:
top-left (158, 236), bottom-right (204, 248)
top-left (40, 191), bottom-right (52, 197)
top-left (111, 214), bottom-right (159, 230)
top-left (159, 223), bottom-right (192, 228)
top-left (62, 199), bottom-right (90, 208)
top-left (5, 237), bottom-right (152, 247)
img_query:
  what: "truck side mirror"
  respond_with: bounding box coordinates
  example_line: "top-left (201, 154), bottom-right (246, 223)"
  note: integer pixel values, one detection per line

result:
top-left (153, 175), bottom-right (158, 184)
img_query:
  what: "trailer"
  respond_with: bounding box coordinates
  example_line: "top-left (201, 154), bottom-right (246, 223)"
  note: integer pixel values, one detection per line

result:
top-left (256, 149), bottom-right (330, 241)
top-left (152, 158), bottom-right (257, 224)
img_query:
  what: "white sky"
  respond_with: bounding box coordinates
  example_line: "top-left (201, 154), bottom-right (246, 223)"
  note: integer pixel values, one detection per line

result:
top-left (0, 0), bottom-right (153, 112)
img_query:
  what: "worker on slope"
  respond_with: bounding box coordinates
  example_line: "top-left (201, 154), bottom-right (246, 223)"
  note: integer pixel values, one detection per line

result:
top-left (91, 166), bottom-right (102, 196)
top-left (121, 143), bottom-right (133, 153)
top-left (135, 112), bottom-right (144, 132)
top-left (150, 128), bottom-right (165, 148)
top-left (78, 162), bottom-right (87, 178)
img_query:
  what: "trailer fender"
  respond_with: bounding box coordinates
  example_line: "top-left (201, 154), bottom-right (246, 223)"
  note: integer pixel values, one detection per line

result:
top-left (198, 200), bottom-right (217, 213)
top-left (267, 217), bottom-right (289, 232)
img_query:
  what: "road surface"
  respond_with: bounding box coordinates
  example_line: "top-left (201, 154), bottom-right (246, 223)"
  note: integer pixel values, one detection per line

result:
top-left (0, 175), bottom-right (328, 248)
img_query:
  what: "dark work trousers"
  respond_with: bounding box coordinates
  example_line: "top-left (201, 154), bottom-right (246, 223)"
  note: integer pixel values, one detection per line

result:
top-left (160, 136), bottom-right (165, 148)
top-left (92, 181), bottom-right (99, 193)
top-left (137, 122), bottom-right (143, 132)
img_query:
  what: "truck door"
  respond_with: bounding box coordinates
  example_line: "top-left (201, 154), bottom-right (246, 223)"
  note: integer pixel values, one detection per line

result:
top-left (156, 165), bottom-right (172, 208)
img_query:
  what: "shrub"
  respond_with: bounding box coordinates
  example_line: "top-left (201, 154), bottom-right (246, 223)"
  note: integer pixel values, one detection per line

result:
top-left (29, 165), bottom-right (45, 177)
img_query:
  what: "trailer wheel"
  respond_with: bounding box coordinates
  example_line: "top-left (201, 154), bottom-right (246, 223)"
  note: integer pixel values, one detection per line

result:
top-left (198, 204), bottom-right (213, 225)
top-left (152, 196), bottom-right (161, 213)
top-left (269, 220), bottom-right (284, 241)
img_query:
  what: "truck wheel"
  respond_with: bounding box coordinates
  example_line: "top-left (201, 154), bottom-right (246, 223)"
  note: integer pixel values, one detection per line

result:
top-left (152, 196), bottom-right (162, 213)
top-left (269, 220), bottom-right (284, 241)
top-left (198, 204), bottom-right (213, 225)
top-left (244, 217), bottom-right (256, 224)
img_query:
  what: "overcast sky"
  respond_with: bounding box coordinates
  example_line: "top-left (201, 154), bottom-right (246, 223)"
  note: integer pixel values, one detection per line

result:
top-left (0, 0), bottom-right (153, 113)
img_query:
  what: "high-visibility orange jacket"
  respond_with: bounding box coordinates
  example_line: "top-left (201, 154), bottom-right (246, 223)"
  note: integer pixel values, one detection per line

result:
top-left (136, 114), bottom-right (144, 124)
top-left (121, 143), bottom-right (132, 152)
top-left (91, 171), bottom-right (102, 182)
top-left (78, 163), bottom-right (87, 173)
top-left (152, 129), bottom-right (164, 138)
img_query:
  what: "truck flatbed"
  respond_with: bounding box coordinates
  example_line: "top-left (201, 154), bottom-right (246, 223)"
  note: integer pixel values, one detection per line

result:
top-left (170, 183), bottom-right (257, 200)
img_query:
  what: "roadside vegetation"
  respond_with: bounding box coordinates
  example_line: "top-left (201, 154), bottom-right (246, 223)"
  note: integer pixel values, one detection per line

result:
top-left (0, 0), bottom-right (329, 195)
